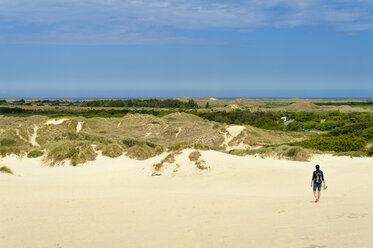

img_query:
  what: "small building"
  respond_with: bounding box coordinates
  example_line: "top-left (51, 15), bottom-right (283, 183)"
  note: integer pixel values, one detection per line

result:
top-left (59, 103), bottom-right (70, 106)
top-left (320, 119), bottom-right (326, 124)
top-left (7, 102), bottom-right (16, 106)
top-left (43, 103), bottom-right (52, 106)
top-left (32, 102), bottom-right (42, 106)
top-left (74, 102), bottom-right (83, 107)
top-left (281, 116), bottom-right (294, 126)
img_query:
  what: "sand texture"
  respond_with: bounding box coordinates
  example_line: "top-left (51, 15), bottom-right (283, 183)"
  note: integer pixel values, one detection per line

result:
top-left (1, 152), bottom-right (372, 248)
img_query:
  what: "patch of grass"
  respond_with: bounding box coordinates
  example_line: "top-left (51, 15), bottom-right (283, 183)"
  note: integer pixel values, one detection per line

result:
top-left (0, 139), bottom-right (16, 146)
top-left (0, 166), bottom-right (13, 174)
top-left (195, 159), bottom-right (209, 170)
top-left (260, 102), bottom-right (294, 108)
top-left (101, 143), bottom-right (123, 158)
top-left (229, 145), bottom-right (312, 161)
top-left (189, 151), bottom-right (201, 161)
top-left (153, 152), bottom-right (179, 172)
top-left (153, 162), bottom-right (163, 172)
top-left (122, 138), bottom-right (143, 147)
top-left (27, 149), bottom-right (44, 158)
top-left (126, 144), bottom-right (164, 160)
top-left (0, 145), bottom-right (29, 157)
top-left (45, 141), bottom-right (97, 166)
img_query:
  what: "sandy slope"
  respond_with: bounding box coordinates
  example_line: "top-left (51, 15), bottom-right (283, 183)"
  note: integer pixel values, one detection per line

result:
top-left (1, 152), bottom-right (372, 248)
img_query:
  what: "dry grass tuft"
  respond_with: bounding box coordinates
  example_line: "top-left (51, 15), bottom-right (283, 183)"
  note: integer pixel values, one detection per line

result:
top-left (45, 141), bottom-right (97, 166)
top-left (0, 166), bottom-right (13, 174)
top-left (230, 145), bottom-right (312, 161)
top-left (195, 159), bottom-right (209, 170)
top-left (101, 143), bottom-right (123, 158)
top-left (189, 151), bottom-right (201, 161)
top-left (126, 144), bottom-right (164, 160)
top-left (27, 149), bottom-right (44, 158)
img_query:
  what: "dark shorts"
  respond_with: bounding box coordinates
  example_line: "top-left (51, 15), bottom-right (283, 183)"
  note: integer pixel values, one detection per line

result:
top-left (313, 183), bottom-right (322, 191)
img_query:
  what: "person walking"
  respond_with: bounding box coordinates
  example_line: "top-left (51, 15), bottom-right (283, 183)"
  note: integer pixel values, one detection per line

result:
top-left (310, 164), bottom-right (326, 203)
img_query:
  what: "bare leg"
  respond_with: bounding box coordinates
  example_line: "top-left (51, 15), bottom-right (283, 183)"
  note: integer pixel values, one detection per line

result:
top-left (316, 191), bottom-right (321, 202)
top-left (313, 191), bottom-right (317, 202)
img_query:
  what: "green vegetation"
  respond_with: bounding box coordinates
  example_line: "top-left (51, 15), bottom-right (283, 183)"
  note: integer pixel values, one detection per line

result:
top-left (0, 139), bottom-right (17, 146)
top-left (1, 99), bottom-right (373, 163)
top-left (83, 99), bottom-right (198, 108)
top-left (0, 166), bottom-right (13, 174)
top-left (126, 144), bottom-right (164, 160)
top-left (27, 150), bottom-right (44, 158)
top-left (45, 141), bottom-right (97, 166)
top-left (314, 101), bottom-right (373, 107)
top-left (101, 143), bottom-right (123, 158)
top-left (229, 145), bottom-right (312, 161)
top-left (1, 98), bottom-right (198, 108)
top-left (259, 102), bottom-right (294, 108)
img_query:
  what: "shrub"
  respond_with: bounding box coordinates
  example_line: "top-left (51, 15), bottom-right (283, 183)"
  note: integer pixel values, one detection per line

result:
top-left (0, 139), bottom-right (16, 146)
top-left (229, 145), bottom-right (311, 161)
top-left (189, 151), bottom-right (201, 161)
top-left (367, 147), bottom-right (373, 156)
top-left (126, 144), bottom-right (164, 160)
top-left (102, 143), bottom-right (123, 158)
top-left (45, 141), bottom-right (97, 166)
top-left (27, 150), bottom-right (44, 158)
top-left (0, 166), bottom-right (13, 174)
top-left (283, 146), bottom-right (311, 161)
top-left (122, 138), bottom-right (143, 147)
top-left (0, 146), bottom-right (28, 157)
top-left (293, 135), bottom-right (367, 152)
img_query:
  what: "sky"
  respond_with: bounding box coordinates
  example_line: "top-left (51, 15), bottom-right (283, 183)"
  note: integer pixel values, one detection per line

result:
top-left (0, 0), bottom-right (373, 98)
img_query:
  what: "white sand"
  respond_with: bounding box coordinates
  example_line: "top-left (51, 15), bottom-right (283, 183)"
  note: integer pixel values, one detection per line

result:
top-left (222, 125), bottom-right (247, 150)
top-left (29, 125), bottom-right (39, 147)
top-left (1, 152), bottom-right (372, 248)
top-left (76, 121), bottom-right (83, 133)
top-left (46, 118), bottom-right (69, 125)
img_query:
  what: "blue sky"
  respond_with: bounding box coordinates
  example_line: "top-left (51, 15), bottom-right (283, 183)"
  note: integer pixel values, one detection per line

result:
top-left (1, 0), bottom-right (373, 98)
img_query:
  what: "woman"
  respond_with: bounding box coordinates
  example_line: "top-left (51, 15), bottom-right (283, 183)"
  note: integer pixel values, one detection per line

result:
top-left (310, 164), bottom-right (327, 203)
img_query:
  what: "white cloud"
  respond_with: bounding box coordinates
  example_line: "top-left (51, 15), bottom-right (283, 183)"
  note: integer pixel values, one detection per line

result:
top-left (0, 0), bottom-right (372, 44)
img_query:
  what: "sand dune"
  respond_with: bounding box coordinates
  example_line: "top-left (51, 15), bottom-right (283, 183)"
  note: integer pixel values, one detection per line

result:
top-left (1, 152), bottom-right (372, 248)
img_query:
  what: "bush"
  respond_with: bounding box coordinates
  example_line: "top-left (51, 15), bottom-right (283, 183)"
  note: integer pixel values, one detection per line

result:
top-left (293, 135), bottom-right (367, 152)
top-left (102, 143), bottom-right (123, 158)
top-left (189, 151), bottom-right (201, 161)
top-left (0, 146), bottom-right (28, 157)
top-left (229, 145), bottom-right (312, 161)
top-left (0, 166), bottom-right (13, 174)
top-left (0, 139), bottom-right (16, 146)
top-left (122, 138), bottom-right (143, 147)
top-left (45, 141), bottom-right (97, 166)
top-left (27, 150), bottom-right (44, 158)
top-left (126, 144), bottom-right (164, 160)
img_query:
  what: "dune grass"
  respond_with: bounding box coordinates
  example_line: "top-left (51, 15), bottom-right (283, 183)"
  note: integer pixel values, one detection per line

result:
top-left (229, 145), bottom-right (312, 161)
top-left (189, 151), bottom-right (201, 161)
top-left (101, 143), bottom-right (123, 158)
top-left (44, 141), bottom-right (97, 166)
top-left (195, 159), bottom-right (209, 170)
top-left (0, 166), bottom-right (13, 174)
top-left (27, 149), bottom-right (44, 158)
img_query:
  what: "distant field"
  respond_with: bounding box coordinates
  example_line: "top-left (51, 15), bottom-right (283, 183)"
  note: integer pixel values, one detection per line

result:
top-left (259, 102), bottom-right (294, 108)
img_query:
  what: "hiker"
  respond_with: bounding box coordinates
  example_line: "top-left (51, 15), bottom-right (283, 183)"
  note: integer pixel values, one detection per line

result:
top-left (310, 164), bottom-right (326, 203)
